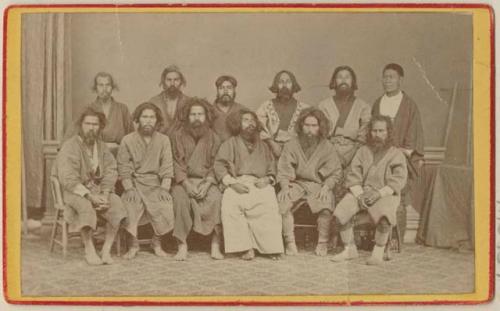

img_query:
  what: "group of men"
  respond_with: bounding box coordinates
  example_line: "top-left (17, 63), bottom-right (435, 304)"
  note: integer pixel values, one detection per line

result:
top-left (53, 63), bottom-right (424, 266)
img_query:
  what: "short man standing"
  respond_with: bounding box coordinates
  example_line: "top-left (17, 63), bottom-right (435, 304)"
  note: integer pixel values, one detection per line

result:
top-left (256, 70), bottom-right (310, 157)
top-left (331, 116), bottom-right (407, 265)
top-left (277, 108), bottom-right (342, 256)
top-left (171, 98), bottom-right (224, 261)
top-left (371, 63), bottom-right (425, 239)
top-left (149, 65), bottom-right (191, 135)
top-left (117, 102), bottom-right (175, 259)
top-left (318, 66), bottom-right (371, 167)
top-left (215, 109), bottom-right (284, 260)
top-left (53, 108), bottom-right (127, 265)
top-left (212, 75), bottom-right (246, 141)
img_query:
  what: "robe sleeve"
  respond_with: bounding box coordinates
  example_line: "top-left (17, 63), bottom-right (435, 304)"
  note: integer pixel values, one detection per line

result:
top-left (256, 102), bottom-right (272, 140)
top-left (121, 104), bottom-right (135, 135)
top-left (356, 101), bottom-right (372, 143)
top-left (214, 139), bottom-right (235, 181)
top-left (171, 131), bottom-right (189, 184)
top-left (344, 147), bottom-right (365, 190)
top-left (277, 142), bottom-right (297, 188)
top-left (264, 142), bottom-right (277, 178)
top-left (159, 136), bottom-right (174, 189)
top-left (100, 144), bottom-right (118, 193)
top-left (384, 150), bottom-right (408, 195)
top-left (403, 98), bottom-right (425, 157)
top-left (318, 144), bottom-right (343, 190)
top-left (206, 133), bottom-right (222, 182)
top-left (56, 141), bottom-right (88, 195)
top-left (116, 137), bottom-right (135, 190)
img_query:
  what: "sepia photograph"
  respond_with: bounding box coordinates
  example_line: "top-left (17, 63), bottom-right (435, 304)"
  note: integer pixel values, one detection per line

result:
top-left (2, 2), bottom-right (494, 306)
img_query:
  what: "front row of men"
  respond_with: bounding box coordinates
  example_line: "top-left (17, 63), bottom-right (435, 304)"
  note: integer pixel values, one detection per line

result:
top-left (53, 98), bottom-right (407, 266)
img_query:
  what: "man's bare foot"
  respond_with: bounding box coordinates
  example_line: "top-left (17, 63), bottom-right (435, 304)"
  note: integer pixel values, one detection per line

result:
top-left (123, 246), bottom-right (139, 260)
top-left (241, 249), bottom-right (255, 260)
top-left (315, 242), bottom-right (328, 256)
top-left (153, 246), bottom-right (168, 258)
top-left (174, 242), bottom-right (188, 261)
top-left (211, 243), bottom-right (224, 260)
top-left (285, 241), bottom-right (298, 255)
top-left (269, 254), bottom-right (282, 260)
top-left (101, 253), bottom-right (114, 265)
top-left (85, 252), bottom-right (103, 266)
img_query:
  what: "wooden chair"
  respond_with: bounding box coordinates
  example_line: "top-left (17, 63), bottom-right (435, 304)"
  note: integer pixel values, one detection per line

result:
top-left (48, 176), bottom-right (122, 258)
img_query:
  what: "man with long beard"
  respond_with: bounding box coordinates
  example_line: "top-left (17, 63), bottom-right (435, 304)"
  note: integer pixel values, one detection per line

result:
top-left (171, 98), bottom-right (224, 261)
top-left (215, 109), bottom-right (284, 260)
top-left (318, 66), bottom-right (371, 168)
top-left (277, 108), bottom-right (342, 256)
top-left (212, 75), bottom-right (246, 141)
top-left (256, 70), bottom-right (310, 158)
top-left (117, 102), bottom-right (175, 259)
top-left (330, 115), bottom-right (407, 265)
top-left (53, 108), bottom-right (127, 265)
top-left (148, 65), bottom-right (191, 136)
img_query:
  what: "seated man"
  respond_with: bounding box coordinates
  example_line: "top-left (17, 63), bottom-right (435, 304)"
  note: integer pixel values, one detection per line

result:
top-left (214, 109), bottom-right (284, 260)
top-left (53, 108), bottom-right (127, 265)
top-left (171, 98), bottom-right (223, 261)
top-left (331, 115), bottom-right (407, 265)
top-left (277, 108), bottom-right (342, 256)
top-left (117, 102), bottom-right (175, 259)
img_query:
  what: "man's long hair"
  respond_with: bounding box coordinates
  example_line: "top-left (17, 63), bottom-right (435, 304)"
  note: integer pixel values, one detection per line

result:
top-left (178, 97), bottom-right (216, 128)
top-left (77, 107), bottom-right (106, 130)
top-left (329, 65), bottom-right (358, 91)
top-left (268, 70), bottom-right (301, 94)
top-left (294, 108), bottom-right (330, 139)
top-left (133, 102), bottom-right (164, 130)
top-left (91, 72), bottom-right (118, 92)
top-left (225, 109), bottom-right (263, 137)
top-left (159, 65), bottom-right (187, 88)
top-left (366, 115), bottom-right (394, 146)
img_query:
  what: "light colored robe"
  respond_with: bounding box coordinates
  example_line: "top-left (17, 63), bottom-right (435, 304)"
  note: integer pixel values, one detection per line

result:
top-left (214, 136), bottom-right (283, 254)
top-left (117, 131), bottom-right (174, 237)
top-left (277, 138), bottom-right (342, 214)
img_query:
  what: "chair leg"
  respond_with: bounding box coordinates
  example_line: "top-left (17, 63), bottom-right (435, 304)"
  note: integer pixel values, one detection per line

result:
top-left (49, 209), bottom-right (60, 252)
top-left (394, 225), bottom-right (402, 253)
top-left (62, 222), bottom-right (68, 259)
top-left (115, 229), bottom-right (122, 257)
top-left (384, 229), bottom-right (393, 261)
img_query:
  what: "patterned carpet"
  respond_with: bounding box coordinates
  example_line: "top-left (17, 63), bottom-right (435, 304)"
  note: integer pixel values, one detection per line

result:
top-left (21, 226), bottom-right (475, 297)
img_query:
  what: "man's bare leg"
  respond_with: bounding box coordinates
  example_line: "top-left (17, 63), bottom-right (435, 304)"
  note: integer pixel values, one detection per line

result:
top-left (211, 226), bottom-right (224, 260)
top-left (366, 217), bottom-right (390, 265)
top-left (315, 210), bottom-right (332, 256)
top-left (123, 234), bottom-right (140, 260)
top-left (81, 227), bottom-right (102, 265)
top-left (282, 211), bottom-right (298, 255)
top-left (101, 222), bottom-right (119, 264)
top-left (152, 234), bottom-right (168, 257)
top-left (241, 248), bottom-right (255, 260)
top-left (331, 218), bottom-right (359, 262)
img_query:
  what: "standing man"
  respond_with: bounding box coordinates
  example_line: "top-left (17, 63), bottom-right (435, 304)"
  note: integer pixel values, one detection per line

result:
top-left (212, 75), bottom-right (246, 141)
top-left (318, 66), bottom-right (371, 167)
top-left (149, 65), bottom-right (191, 135)
top-left (277, 108), bottom-right (342, 256)
top-left (53, 108), bottom-right (127, 265)
top-left (256, 70), bottom-right (310, 157)
top-left (215, 109), bottom-right (284, 260)
top-left (371, 63), bottom-right (425, 240)
top-left (117, 102), bottom-right (175, 259)
top-left (331, 116), bottom-right (407, 265)
top-left (171, 98), bottom-right (224, 261)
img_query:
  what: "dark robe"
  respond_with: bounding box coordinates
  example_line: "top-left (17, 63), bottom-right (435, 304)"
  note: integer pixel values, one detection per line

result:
top-left (148, 92), bottom-right (190, 136)
top-left (212, 101), bottom-right (246, 141)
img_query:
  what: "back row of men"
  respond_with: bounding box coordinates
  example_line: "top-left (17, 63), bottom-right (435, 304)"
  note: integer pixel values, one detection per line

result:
top-left (54, 63), bottom-right (424, 265)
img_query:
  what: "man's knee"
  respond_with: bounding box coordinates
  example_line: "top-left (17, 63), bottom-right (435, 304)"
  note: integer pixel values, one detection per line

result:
top-left (333, 215), bottom-right (352, 231)
top-left (376, 217), bottom-right (391, 233)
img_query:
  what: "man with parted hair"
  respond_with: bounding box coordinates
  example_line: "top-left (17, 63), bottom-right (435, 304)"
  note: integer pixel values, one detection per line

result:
top-left (256, 70), bottom-right (310, 158)
top-left (277, 108), bottom-right (342, 256)
top-left (53, 107), bottom-right (127, 265)
top-left (215, 109), bottom-right (284, 260)
top-left (148, 65), bottom-right (191, 136)
top-left (117, 102), bottom-right (174, 259)
top-left (318, 65), bottom-right (371, 168)
top-left (212, 75), bottom-right (246, 141)
top-left (171, 97), bottom-right (224, 261)
top-left (331, 115), bottom-right (407, 265)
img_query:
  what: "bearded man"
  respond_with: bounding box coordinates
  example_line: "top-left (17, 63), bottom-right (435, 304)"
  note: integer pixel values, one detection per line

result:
top-left (171, 98), bottom-right (224, 261)
top-left (277, 108), bottom-right (342, 256)
top-left (117, 102), bottom-right (175, 259)
top-left (215, 109), bottom-right (284, 260)
top-left (148, 65), bottom-right (191, 135)
top-left (212, 75), bottom-right (246, 141)
top-left (318, 66), bottom-right (371, 168)
top-left (256, 70), bottom-right (310, 158)
top-left (331, 115), bottom-right (407, 265)
top-left (53, 108), bottom-right (127, 265)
